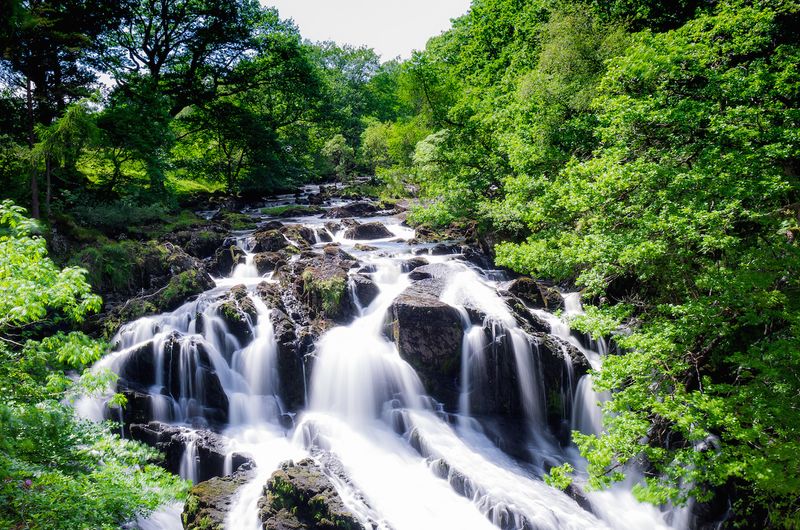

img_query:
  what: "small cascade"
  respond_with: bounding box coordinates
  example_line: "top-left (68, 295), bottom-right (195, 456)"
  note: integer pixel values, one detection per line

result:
top-left (229, 297), bottom-right (282, 425)
top-left (458, 325), bottom-right (487, 420)
top-left (308, 260), bottom-right (426, 423)
top-left (180, 436), bottom-right (199, 484)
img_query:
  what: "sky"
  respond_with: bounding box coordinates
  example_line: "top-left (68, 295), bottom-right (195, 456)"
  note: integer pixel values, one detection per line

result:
top-left (265, 0), bottom-right (472, 60)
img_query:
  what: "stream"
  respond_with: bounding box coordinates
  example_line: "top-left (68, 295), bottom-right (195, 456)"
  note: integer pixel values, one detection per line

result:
top-left (79, 186), bottom-right (685, 530)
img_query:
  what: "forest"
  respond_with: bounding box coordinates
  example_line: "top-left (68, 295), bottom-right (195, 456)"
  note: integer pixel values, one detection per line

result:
top-left (0, 0), bottom-right (798, 528)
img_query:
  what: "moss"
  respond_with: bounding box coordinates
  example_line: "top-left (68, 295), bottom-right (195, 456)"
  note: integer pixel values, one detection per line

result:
top-left (302, 269), bottom-right (347, 316)
top-left (159, 270), bottom-right (209, 310)
top-left (217, 211), bottom-right (257, 230)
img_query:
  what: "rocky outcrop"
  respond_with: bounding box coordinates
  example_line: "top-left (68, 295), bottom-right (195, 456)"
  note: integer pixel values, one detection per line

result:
top-left (502, 277), bottom-right (564, 311)
top-left (324, 201), bottom-right (380, 219)
top-left (258, 459), bottom-right (362, 530)
top-left (117, 332), bottom-right (229, 426)
top-left (253, 229), bottom-right (290, 253)
top-left (129, 421), bottom-right (253, 481)
top-left (350, 273), bottom-right (379, 308)
top-left (182, 465), bottom-right (255, 530)
top-left (253, 252), bottom-right (284, 275)
top-left (164, 226), bottom-right (227, 260)
top-left (385, 281), bottom-right (462, 409)
top-left (216, 285), bottom-right (258, 344)
top-left (343, 221), bottom-right (393, 240)
top-left (210, 244), bottom-right (246, 277)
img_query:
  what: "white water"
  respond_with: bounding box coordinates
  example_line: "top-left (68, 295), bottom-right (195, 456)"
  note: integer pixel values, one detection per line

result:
top-left (80, 193), bottom-right (683, 530)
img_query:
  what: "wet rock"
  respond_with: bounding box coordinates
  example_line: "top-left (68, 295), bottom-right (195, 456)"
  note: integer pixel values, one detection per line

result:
top-left (253, 252), bottom-right (284, 275)
top-left (118, 332), bottom-right (229, 425)
top-left (281, 224), bottom-right (316, 248)
top-left (258, 459), bottom-right (361, 530)
top-left (353, 243), bottom-right (378, 251)
top-left (259, 220), bottom-right (285, 231)
top-left (324, 201), bottom-right (380, 218)
top-left (386, 284), bottom-right (462, 409)
top-left (315, 227), bottom-right (333, 243)
top-left (182, 465), bottom-right (256, 530)
top-left (400, 257), bottom-right (428, 272)
top-left (129, 421), bottom-right (254, 481)
top-left (343, 221), bottom-right (393, 240)
top-left (351, 274), bottom-right (379, 308)
top-left (165, 227), bottom-right (227, 260)
top-left (324, 221), bottom-right (341, 234)
top-left (159, 269), bottom-right (215, 311)
top-left (505, 296), bottom-right (551, 334)
top-left (407, 263), bottom-right (452, 281)
top-left (253, 229), bottom-right (289, 253)
top-left (210, 244), bottom-right (246, 277)
top-left (217, 285), bottom-right (258, 343)
top-left (430, 243), bottom-right (459, 255)
top-left (270, 309), bottom-right (305, 411)
top-left (503, 277), bottom-right (564, 311)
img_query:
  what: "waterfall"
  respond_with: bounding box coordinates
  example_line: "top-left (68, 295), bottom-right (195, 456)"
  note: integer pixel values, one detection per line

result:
top-left (84, 198), bottom-right (683, 530)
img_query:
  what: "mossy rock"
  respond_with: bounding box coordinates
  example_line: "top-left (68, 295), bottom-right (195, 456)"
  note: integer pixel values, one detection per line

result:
top-left (183, 467), bottom-right (255, 530)
top-left (259, 459), bottom-right (361, 530)
top-left (159, 270), bottom-right (215, 310)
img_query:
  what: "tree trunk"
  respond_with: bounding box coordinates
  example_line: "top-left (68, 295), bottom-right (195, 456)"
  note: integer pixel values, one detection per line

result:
top-left (45, 156), bottom-right (52, 217)
top-left (26, 77), bottom-right (40, 219)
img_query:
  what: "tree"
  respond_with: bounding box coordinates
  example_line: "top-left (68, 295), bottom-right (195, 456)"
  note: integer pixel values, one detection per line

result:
top-left (0, 200), bottom-right (187, 529)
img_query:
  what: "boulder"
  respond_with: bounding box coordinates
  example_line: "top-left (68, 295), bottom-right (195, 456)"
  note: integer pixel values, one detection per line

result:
top-left (119, 332), bottom-right (229, 426)
top-left (158, 269), bottom-right (215, 311)
top-left (400, 257), bottom-right (428, 272)
top-left (343, 221), bottom-right (393, 240)
top-left (324, 201), bottom-right (380, 219)
top-left (253, 252), bottom-right (284, 275)
top-left (386, 283), bottom-right (462, 408)
top-left (258, 459), bottom-right (361, 530)
top-left (217, 285), bottom-right (258, 343)
top-left (252, 229), bottom-right (289, 253)
top-left (165, 227), bottom-right (227, 260)
top-left (407, 263), bottom-right (452, 281)
top-left (271, 309), bottom-right (305, 411)
top-left (281, 224), bottom-right (316, 248)
top-left (183, 465), bottom-right (256, 530)
top-left (129, 421), bottom-right (253, 481)
top-left (350, 274), bottom-right (379, 308)
top-left (210, 244), bottom-right (246, 277)
top-left (503, 277), bottom-right (564, 311)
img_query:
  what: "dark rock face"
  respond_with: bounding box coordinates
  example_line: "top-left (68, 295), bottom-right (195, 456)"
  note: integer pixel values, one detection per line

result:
top-left (343, 221), bottom-right (393, 240)
top-left (258, 459), bottom-right (362, 530)
top-left (211, 244), bottom-right (246, 277)
top-left (165, 227), bottom-right (227, 260)
top-left (117, 332), bottom-right (229, 426)
top-left (253, 229), bottom-right (289, 253)
top-left (535, 333), bottom-right (591, 442)
top-left (129, 421), bottom-right (253, 482)
top-left (253, 252), bottom-right (284, 275)
top-left (217, 285), bottom-right (258, 344)
top-left (182, 465), bottom-right (256, 530)
top-left (281, 224), bottom-right (316, 248)
top-left (503, 277), bottom-right (564, 311)
top-left (324, 201), bottom-right (380, 219)
top-left (271, 309), bottom-right (305, 412)
top-left (400, 257), bottom-right (428, 272)
top-left (386, 283), bottom-right (463, 409)
top-left (350, 274), bottom-right (379, 308)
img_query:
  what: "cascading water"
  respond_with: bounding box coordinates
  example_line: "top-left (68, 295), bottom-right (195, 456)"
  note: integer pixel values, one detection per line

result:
top-left (79, 188), bottom-right (687, 530)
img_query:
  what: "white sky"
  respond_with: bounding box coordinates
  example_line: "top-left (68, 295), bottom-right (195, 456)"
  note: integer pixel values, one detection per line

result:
top-left (264, 0), bottom-right (472, 60)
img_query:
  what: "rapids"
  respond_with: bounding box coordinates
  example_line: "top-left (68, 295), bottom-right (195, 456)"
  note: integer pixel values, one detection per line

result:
top-left (79, 186), bottom-right (684, 530)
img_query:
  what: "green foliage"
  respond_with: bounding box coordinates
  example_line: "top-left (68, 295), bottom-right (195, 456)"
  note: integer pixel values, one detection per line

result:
top-left (544, 463), bottom-right (575, 491)
top-left (391, 0), bottom-right (800, 524)
top-left (322, 134), bottom-right (355, 180)
top-left (0, 201), bottom-right (188, 529)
